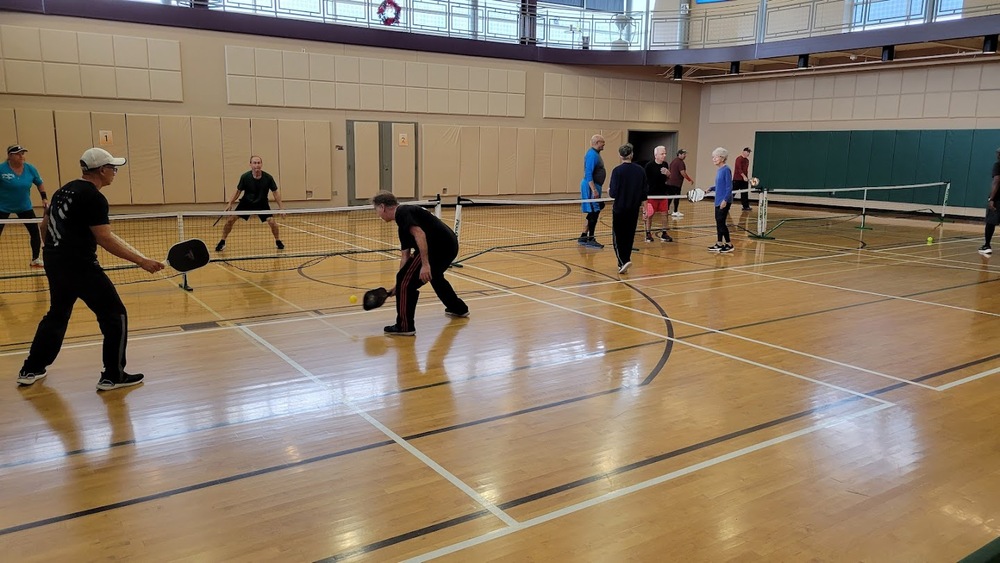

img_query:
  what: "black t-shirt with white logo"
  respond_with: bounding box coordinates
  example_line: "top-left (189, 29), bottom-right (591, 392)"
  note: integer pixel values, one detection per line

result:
top-left (394, 204), bottom-right (457, 252)
top-left (43, 179), bottom-right (110, 264)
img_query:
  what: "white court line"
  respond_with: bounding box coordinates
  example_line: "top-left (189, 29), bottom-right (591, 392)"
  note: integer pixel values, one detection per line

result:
top-left (405, 402), bottom-right (894, 562)
top-left (934, 365), bottom-right (1000, 391)
top-left (746, 269), bottom-right (1000, 319)
top-left (452, 267), bottom-right (894, 404)
top-left (462, 264), bottom-right (932, 392)
top-left (237, 325), bottom-right (519, 528)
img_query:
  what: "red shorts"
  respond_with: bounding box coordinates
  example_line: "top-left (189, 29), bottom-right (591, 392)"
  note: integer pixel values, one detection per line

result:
top-left (647, 198), bottom-right (669, 214)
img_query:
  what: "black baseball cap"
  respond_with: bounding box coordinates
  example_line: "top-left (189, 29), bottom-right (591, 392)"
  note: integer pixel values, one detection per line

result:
top-left (6, 144), bottom-right (27, 154)
top-left (743, 147), bottom-right (752, 152)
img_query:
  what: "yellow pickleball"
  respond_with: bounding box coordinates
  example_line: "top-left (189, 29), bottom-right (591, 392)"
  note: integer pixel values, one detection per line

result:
top-left (926, 236), bottom-right (933, 244)
top-left (349, 295), bottom-right (358, 304)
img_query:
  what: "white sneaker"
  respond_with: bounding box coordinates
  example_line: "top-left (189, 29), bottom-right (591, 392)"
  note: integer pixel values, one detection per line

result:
top-left (618, 261), bottom-right (631, 274)
top-left (671, 211), bottom-right (684, 218)
top-left (30, 258), bottom-right (44, 268)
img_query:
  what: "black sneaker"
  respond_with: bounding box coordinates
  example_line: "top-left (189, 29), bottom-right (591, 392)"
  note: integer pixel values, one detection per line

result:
top-left (275, 240), bottom-right (285, 250)
top-left (708, 243), bottom-right (724, 252)
top-left (578, 236), bottom-right (589, 246)
top-left (978, 245), bottom-right (993, 256)
top-left (742, 207), bottom-right (752, 211)
top-left (587, 238), bottom-right (605, 249)
top-left (659, 232), bottom-right (673, 243)
top-left (445, 309), bottom-right (470, 318)
top-left (215, 239), bottom-right (226, 252)
top-left (17, 368), bottom-right (46, 386)
top-left (384, 324), bottom-right (416, 336)
top-left (720, 244), bottom-right (735, 253)
top-left (645, 233), bottom-right (654, 243)
top-left (97, 371), bottom-right (144, 391)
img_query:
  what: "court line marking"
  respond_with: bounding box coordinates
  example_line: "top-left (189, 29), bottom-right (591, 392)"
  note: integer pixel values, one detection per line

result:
top-left (461, 265), bottom-right (931, 392)
top-left (237, 325), bottom-right (519, 528)
top-left (744, 269), bottom-right (1000, 319)
top-left (934, 366), bottom-right (1000, 391)
top-left (452, 267), bottom-right (894, 404)
top-left (404, 402), bottom-right (894, 562)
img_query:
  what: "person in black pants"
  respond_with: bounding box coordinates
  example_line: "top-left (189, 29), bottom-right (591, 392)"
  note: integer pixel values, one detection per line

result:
top-left (18, 148), bottom-right (164, 390)
top-left (609, 143), bottom-right (648, 275)
top-left (980, 148), bottom-right (1000, 256)
top-left (373, 191), bottom-right (469, 336)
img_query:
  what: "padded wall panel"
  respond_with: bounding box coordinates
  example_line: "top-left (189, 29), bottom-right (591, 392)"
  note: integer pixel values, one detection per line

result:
top-left (497, 127), bottom-right (518, 195)
top-left (515, 128), bottom-right (535, 196)
top-left (53, 111), bottom-right (91, 189)
top-left (250, 118), bottom-right (279, 188)
top-left (159, 115), bottom-right (195, 204)
top-left (420, 124), bottom-right (459, 198)
top-left (13, 109), bottom-right (58, 204)
top-left (277, 119), bottom-right (306, 201)
top-left (391, 123), bottom-right (416, 199)
top-left (549, 129), bottom-right (569, 194)
top-left (941, 130), bottom-right (973, 208)
top-left (458, 126), bottom-right (480, 196)
top-left (90, 112), bottom-right (130, 204)
top-left (478, 127), bottom-right (499, 197)
top-left (533, 129), bottom-right (552, 194)
top-left (125, 114), bottom-right (164, 204)
top-left (191, 116), bottom-right (225, 204)
top-left (304, 120), bottom-right (332, 201)
top-left (221, 117), bottom-right (251, 196)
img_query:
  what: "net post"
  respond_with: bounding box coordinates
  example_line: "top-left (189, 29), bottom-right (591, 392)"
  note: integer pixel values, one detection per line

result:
top-left (938, 182), bottom-right (950, 224)
top-left (750, 186), bottom-right (773, 239)
top-left (451, 196), bottom-right (468, 268)
top-left (177, 213), bottom-right (193, 292)
top-left (434, 193), bottom-right (442, 218)
top-left (856, 188), bottom-right (872, 230)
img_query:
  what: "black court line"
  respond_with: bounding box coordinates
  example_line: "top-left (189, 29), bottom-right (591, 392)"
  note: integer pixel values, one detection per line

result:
top-left (0, 439), bottom-right (394, 536)
top-left (0, 338), bottom-right (662, 470)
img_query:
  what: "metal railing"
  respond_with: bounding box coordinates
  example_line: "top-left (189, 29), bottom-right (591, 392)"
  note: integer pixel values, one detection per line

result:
top-left (129, 0), bottom-right (1000, 51)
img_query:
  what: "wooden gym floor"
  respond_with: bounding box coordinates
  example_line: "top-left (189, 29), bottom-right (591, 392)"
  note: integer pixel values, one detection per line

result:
top-left (1, 202), bottom-right (1000, 561)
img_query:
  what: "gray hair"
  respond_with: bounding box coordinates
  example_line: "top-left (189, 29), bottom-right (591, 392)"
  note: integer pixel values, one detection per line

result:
top-left (711, 147), bottom-right (729, 161)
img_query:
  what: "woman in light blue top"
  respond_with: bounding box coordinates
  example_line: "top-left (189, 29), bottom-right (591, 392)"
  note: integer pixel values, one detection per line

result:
top-left (708, 147), bottom-right (733, 253)
top-left (0, 145), bottom-right (48, 267)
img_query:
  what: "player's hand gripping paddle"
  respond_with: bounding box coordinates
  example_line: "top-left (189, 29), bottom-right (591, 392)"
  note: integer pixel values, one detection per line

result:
top-left (363, 287), bottom-right (390, 311)
top-left (166, 239), bottom-right (210, 272)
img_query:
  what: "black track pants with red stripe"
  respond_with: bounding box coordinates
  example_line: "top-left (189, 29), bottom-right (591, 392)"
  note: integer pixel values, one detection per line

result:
top-left (394, 246), bottom-right (467, 332)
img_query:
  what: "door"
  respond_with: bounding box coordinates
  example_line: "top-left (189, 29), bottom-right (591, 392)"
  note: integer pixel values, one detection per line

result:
top-left (347, 120), bottom-right (418, 205)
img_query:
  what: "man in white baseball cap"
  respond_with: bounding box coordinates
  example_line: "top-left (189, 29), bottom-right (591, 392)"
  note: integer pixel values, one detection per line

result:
top-left (18, 147), bottom-right (164, 391)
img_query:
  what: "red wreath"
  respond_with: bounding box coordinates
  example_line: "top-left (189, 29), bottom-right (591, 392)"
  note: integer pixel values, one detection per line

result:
top-left (377, 0), bottom-right (402, 26)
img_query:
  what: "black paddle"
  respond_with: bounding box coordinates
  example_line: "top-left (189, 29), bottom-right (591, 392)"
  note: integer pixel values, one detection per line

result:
top-left (363, 287), bottom-right (390, 311)
top-left (166, 239), bottom-right (210, 272)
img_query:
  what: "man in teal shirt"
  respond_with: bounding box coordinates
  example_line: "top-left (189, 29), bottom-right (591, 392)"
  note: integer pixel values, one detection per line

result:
top-left (0, 145), bottom-right (48, 267)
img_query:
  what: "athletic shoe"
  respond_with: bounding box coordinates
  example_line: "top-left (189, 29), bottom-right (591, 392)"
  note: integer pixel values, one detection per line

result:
top-left (96, 371), bottom-right (144, 391)
top-left (720, 244), bottom-right (735, 253)
top-left (979, 245), bottom-right (993, 255)
top-left (445, 309), bottom-right (470, 318)
top-left (708, 243), bottom-right (724, 252)
top-left (659, 232), bottom-right (673, 243)
top-left (618, 261), bottom-right (631, 274)
top-left (671, 211), bottom-right (684, 218)
top-left (275, 239), bottom-right (285, 250)
top-left (586, 240), bottom-right (604, 249)
top-left (578, 236), bottom-right (589, 246)
top-left (645, 233), bottom-right (654, 243)
top-left (742, 207), bottom-right (752, 211)
top-left (17, 369), bottom-right (46, 386)
top-left (384, 324), bottom-right (416, 336)
top-left (29, 258), bottom-right (44, 268)
top-left (215, 239), bottom-right (226, 252)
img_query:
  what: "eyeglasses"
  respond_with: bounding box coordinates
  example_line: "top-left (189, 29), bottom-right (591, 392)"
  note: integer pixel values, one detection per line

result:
top-left (102, 165), bottom-right (118, 174)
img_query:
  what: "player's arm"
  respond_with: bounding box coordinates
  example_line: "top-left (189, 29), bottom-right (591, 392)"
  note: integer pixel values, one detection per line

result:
top-left (990, 173), bottom-right (999, 210)
top-left (683, 169), bottom-right (694, 184)
top-left (91, 225), bottom-right (164, 273)
top-left (225, 187), bottom-right (241, 210)
top-left (410, 226), bottom-right (432, 282)
top-left (272, 188), bottom-right (284, 211)
top-left (584, 154), bottom-right (598, 198)
top-left (35, 176), bottom-right (48, 209)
